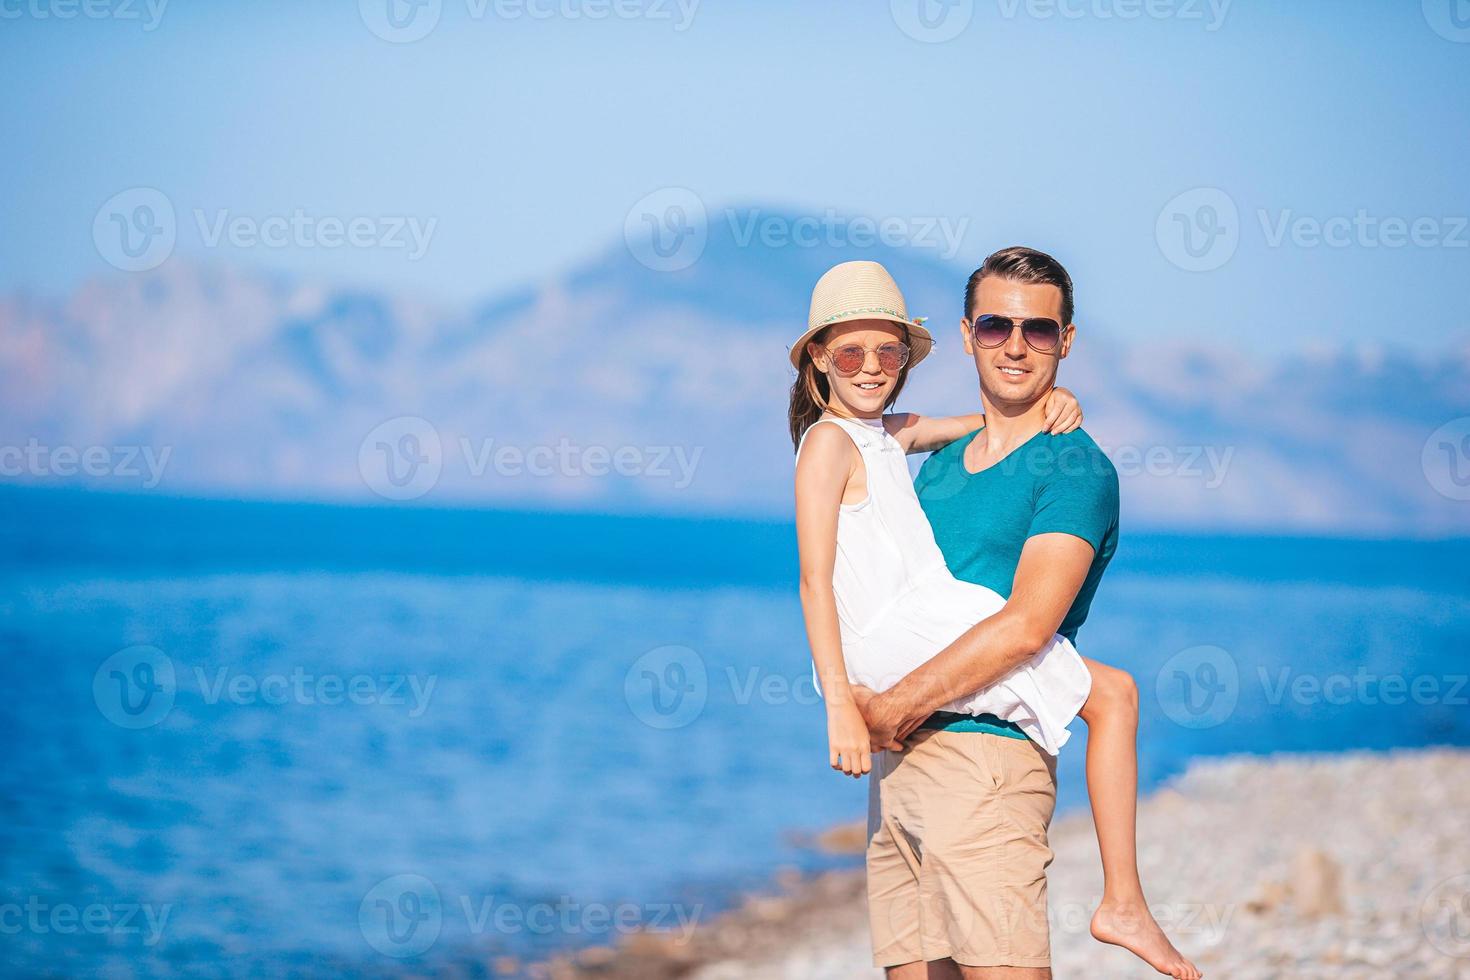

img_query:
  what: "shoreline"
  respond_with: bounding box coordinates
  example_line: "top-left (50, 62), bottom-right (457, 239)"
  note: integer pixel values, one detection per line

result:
top-left (533, 747), bottom-right (1470, 979)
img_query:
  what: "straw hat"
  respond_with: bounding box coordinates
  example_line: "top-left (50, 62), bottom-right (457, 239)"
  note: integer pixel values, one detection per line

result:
top-left (789, 260), bottom-right (933, 369)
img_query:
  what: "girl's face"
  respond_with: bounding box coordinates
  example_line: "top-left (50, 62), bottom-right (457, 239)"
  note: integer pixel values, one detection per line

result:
top-left (807, 319), bottom-right (908, 417)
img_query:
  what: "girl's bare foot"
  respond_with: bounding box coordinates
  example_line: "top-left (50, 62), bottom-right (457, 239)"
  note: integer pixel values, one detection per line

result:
top-left (1090, 901), bottom-right (1201, 979)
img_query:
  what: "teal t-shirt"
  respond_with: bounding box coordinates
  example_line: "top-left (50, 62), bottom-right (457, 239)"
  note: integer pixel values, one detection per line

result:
top-left (914, 427), bottom-right (1119, 644)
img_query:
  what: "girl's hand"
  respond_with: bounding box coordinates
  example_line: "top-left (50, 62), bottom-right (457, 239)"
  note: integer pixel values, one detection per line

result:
top-left (1043, 386), bottom-right (1084, 434)
top-left (827, 701), bottom-right (872, 778)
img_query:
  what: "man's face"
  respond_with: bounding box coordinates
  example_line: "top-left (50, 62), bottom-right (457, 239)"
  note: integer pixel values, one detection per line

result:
top-left (961, 277), bottom-right (1075, 410)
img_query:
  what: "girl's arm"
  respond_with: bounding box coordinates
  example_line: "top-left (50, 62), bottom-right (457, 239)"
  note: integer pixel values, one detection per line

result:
top-left (794, 424), bottom-right (873, 779)
top-left (886, 387), bottom-right (1085, 454)
top-left (887, 411), bottom-right (985, 454)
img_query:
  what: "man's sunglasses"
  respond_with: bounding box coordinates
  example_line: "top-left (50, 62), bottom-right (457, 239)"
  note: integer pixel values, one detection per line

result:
top-left (968, 314), bottom-right (1063, 353)
top-left (822, 342), bottom-right (911, 376)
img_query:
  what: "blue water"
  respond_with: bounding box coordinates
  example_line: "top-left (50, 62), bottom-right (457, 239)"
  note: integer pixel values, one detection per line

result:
top-left (2, 488), bottom-right (1468, 977)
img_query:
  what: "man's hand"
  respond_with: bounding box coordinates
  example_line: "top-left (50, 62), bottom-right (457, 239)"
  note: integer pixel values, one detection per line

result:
top-left (856, 686), bottom-right (914, 752)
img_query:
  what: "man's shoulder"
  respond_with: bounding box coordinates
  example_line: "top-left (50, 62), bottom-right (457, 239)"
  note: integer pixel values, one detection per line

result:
top-left (1028, 429), bottom-right (1119, 493)
top-left (1051, 428), bottom-right (1115, 472)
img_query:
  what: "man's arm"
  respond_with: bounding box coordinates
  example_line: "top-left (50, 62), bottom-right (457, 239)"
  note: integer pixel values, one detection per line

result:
top-left (864, 532), bottom-right (1095, 746)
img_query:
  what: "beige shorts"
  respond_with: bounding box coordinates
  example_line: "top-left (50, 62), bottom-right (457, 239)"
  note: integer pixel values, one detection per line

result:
top-left (866, 729), bottom-right (1058, 969)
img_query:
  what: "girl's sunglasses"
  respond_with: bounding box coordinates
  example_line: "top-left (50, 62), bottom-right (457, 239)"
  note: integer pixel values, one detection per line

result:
top-left (823, 342), bottom-right (911, 376)
top-left (969, 314), bottom-right (1063, 353)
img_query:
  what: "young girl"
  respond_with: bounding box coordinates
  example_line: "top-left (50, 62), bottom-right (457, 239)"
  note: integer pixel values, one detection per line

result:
top-left (791, 261), bottom-right (1200, 980)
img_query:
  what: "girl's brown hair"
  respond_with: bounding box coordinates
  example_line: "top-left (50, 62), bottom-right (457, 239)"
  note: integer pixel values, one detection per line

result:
top-left (787, 327), bottom-right (913, 451)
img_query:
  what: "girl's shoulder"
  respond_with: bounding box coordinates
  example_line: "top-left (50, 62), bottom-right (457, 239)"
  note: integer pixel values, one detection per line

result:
top-left (794, 419), bottom-right (863, 493)
top-left (797, 417), bottom-right (862, 460)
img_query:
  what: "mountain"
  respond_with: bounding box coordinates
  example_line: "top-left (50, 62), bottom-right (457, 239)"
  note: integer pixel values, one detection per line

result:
top-left (3, 209), bottom-right (1467, 535)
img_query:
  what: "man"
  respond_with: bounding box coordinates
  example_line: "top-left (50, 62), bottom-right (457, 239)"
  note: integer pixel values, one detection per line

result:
top-left (860, 247), bottom-right (1121, 979)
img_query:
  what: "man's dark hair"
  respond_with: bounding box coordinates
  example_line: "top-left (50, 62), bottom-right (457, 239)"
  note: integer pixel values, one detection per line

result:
top-left (963, 246), bottom-right (1075, 325)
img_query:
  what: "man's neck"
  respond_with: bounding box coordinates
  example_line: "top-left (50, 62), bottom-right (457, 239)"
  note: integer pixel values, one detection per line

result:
top-left (976, 392), bottom-right (1052, 454)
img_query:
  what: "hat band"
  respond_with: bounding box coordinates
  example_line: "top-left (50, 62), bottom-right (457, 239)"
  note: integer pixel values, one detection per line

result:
top-left (816, 306), bottom-right (916, 327)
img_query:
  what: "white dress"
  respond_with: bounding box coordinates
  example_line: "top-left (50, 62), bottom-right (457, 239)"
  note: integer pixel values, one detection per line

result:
top-left (798, 415), bottom-right (1092, 755)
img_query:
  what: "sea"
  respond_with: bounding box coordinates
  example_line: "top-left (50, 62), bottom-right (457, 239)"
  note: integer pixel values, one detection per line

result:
top-left (2, 487), bottom-right (1467, 977)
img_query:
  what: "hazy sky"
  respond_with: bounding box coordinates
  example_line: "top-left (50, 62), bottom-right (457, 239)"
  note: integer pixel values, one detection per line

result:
top-left (3, 0), bottom-right (1468, 346)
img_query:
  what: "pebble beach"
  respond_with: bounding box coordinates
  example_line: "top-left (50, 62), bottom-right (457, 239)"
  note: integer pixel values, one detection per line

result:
top-left (541, 748), bottom-right (1470, 979)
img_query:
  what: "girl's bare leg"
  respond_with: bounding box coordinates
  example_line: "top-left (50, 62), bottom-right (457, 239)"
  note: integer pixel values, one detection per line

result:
top-left (1078, 658), bottom-right (1201, 980)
